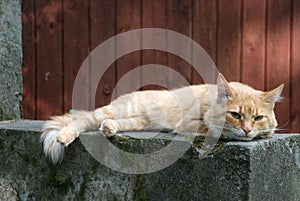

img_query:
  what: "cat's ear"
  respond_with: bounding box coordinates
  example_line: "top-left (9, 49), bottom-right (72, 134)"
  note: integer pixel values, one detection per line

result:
top-left (217, 74), bottom-right (233, 102)
top-left (263, 84), bottom-right (284, 103)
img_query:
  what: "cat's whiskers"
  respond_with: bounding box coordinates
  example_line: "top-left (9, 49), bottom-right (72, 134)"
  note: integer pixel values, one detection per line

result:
top-left (258, 127), bottom-right (287, 134)
top-left (274, 121), bottom-right (290, 133)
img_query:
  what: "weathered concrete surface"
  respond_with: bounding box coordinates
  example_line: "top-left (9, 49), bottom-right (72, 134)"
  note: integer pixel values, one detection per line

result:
top-left (140, 136), bottom-right (300, 201)
top-left (0, 179), bottom-right (18, 201)
top-left (0, 120), bottom-right (137, 201)
top-left (0, 120), bottom-right (300, 201)
top-left (0, 0), bottom-right (22, 119)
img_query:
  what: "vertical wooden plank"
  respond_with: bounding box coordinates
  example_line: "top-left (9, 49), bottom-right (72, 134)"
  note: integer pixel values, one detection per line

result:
top-left (141, 0), bottom-right (168, 90)
top-left (291, 0), bottom-right (300, 132)
top-left (63, 0), bottom-right (89, 112)
top-left (217, 0), bottom-right (242, 81)
top-left (242, 0), bottom-right (266, 91)
top-left (266, 0), bottom-right (291, 131)
top-left (192, 0), bottom-right (217, 84)
top-left (35, 0), bottom-right (63, 119)
top-left (91, 0), bottom-right (116, 108)
top-left (167, 0), bottom-right (193, 87)
top-left (21, 0), bottom-right (36, 119)
top-left (116, 0), bottom-right (141, 96)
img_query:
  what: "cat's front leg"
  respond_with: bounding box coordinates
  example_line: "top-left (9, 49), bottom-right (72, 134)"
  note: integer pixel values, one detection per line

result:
top-left (100, 117), bottom-right (148, 136)
top-left (56, 114), bottom-right (100, 145)
top-left (99, 119), bottom-right (118, 137)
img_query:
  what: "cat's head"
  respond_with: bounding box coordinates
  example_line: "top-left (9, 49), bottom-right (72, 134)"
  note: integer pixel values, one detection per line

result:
top-left (215, 74), bottom-right (284, 141)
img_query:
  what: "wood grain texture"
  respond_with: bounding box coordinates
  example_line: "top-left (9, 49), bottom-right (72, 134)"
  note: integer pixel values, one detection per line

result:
top-left (21, 0), bottom-right (300, 134)
top-left (35, 0), bottom-right (63, 119)
top-left (217, 0), bottom-right (242, 81)
top-left (167, 0), bottom-right (193, 88)
top-left (141, 0), bottom-right (168, 90)
top-left (266, 0), bottom-right (291, 132)
top-left (91, 0), bottom-right (116, 108)
top-left (21, 0), bottom-right (36, 119)
top-left (291, 0), bottom-right (300, 132)
top-left (241, 0), bottom-right (266, 90)
top-left (192, 0), bottom-right (217, 84)
top-left (63, 0), bottom-right (89, 112)
top-left (115, 0), bottom-right (141, 97)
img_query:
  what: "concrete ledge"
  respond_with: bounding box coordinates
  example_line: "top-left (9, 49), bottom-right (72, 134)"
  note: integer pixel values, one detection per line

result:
top-left (0, 120), bottom-right (300, 200)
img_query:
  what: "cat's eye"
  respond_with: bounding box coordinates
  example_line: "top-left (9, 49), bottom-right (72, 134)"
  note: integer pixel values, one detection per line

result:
top-left (254, 115), bottom-right (264, 121)
top-left (230, 112), bottom-right (241, 120)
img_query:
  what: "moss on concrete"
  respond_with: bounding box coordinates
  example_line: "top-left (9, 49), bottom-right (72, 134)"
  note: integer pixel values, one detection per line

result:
top-left (192, 135), bottom-right (227, 155)
top-left (133, 176), bottom-right (149, 201)
top-left (0, 107), bottom-right (14, 121)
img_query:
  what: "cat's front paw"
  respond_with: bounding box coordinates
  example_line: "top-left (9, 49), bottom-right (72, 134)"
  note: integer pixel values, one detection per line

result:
top-left (99, 119), bottom-right (118, 137)
top-left (56, 127), bottom-right (78, 146)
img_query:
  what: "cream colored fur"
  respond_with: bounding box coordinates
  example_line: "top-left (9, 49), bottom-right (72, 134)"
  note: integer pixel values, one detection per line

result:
top-left (41, 74), bottom-right (284, 164)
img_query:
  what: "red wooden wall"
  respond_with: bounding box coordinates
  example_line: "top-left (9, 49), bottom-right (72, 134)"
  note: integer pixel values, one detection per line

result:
top-left (22, 0), bottom-right (300, 132)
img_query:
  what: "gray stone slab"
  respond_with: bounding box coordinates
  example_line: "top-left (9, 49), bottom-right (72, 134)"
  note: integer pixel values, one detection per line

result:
top-left (0, 120), bottom-right (300, 201)
top-left (139, 135), bottom-right (300, 201)
top-left (0, 120), bottom-right (44, 132)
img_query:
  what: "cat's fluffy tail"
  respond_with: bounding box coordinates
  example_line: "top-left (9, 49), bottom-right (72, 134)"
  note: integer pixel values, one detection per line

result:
top-left (40, 114), bottom-right (74, 164)
top-left (41, 110), bottom-right (99, 164)
top-left (41, 106), bottom-right (115, 164)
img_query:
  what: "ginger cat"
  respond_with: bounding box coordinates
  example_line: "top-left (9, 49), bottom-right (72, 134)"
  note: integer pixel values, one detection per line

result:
top-left (41, 74), bottom-right (284, 164)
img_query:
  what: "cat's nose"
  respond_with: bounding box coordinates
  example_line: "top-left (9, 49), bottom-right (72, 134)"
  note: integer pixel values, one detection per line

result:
top-left (242, 127), bottom-right (251, 135)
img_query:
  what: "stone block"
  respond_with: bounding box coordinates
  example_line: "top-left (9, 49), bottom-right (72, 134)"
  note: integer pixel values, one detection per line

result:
top-left (0, 120), bottom-right (299, 201)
